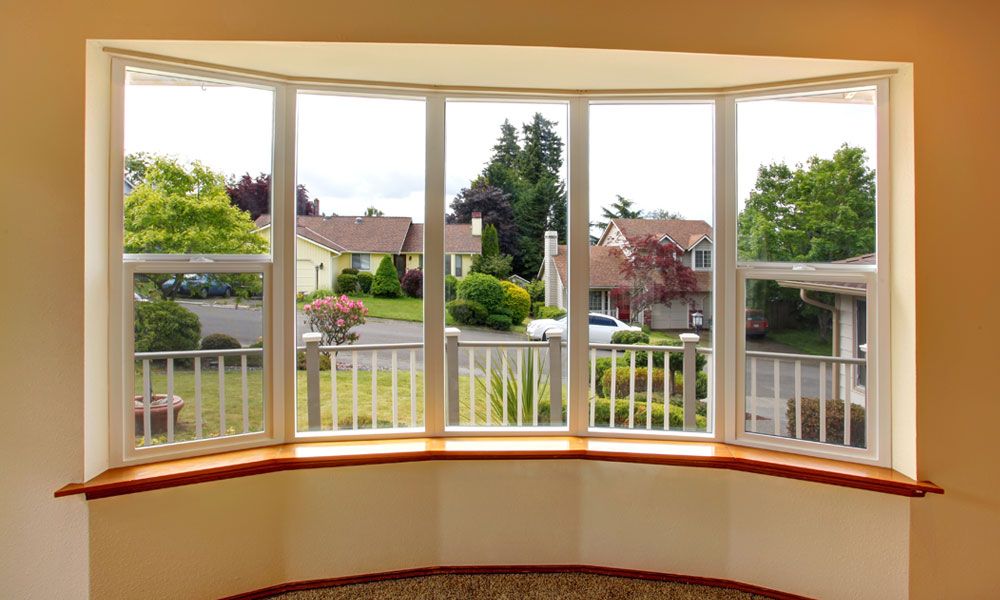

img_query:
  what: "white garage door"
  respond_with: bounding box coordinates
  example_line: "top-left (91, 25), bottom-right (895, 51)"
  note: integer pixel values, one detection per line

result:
top-left (296, 259), bottom-right (317, 294)
top-left (651, 302), bottom-right (689, 330)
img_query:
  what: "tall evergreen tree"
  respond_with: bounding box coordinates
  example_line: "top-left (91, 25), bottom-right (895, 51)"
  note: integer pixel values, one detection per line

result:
top-left (480, 224), bottom-right (500, 257)
top-left (592, 195), bottom-right (643, 235)
top-left (490, 119), bottom-right (520, 169)
top-left (517, 113), bottom-right (563, 184)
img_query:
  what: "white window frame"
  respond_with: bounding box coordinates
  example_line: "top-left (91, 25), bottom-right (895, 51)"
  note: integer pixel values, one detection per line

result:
top-left (106, 51), bottom-right (891, 467)
top-left (694, 249), bottom-right (712, 270)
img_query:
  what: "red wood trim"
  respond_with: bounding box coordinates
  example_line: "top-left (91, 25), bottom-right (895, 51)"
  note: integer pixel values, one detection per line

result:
top-left (218, 564), bottom-right (813, 600)
top-left (55, 437), bottom-right (943, 500)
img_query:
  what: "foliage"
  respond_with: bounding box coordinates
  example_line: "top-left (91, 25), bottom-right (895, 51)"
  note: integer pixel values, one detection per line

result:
top-left (456, 272), bottom-right (505, 309)
top-left (499, 281), bottom-right (531, 325)
top-left (534, 305), bottom-right (566, 320)
top-left (474, 347), bottom-right (552, 425)
top-left (446, 299), bottom-right (489, 326)
top-left (611, 234), bottom-right (698, 320)
top-left (134, 300), bottom-right (201, 359)
top-left (786, 397), bottom-right (866, 448)
top-left (447, 183), bottom-right (517, 255)
top-left (341, 268), bottom-right (359, 275)
top-left (486, 313), bottom-right (513, 330)
top-left (643, 208), bottom-right (686, 220)
top-left (525, 280), bottom-right (546, 304)
top-left (308, 288), bottom-right (336, 301)
top-left (200, 333), bottom-right (241, 351)
top-left (600, 367), bottom-right (667, 397)
top-left (224, 171), bottom-right (316, 221)
top-left (445, 274), bottom-right (459, 301)
top-left (302, 295), bottom-right (368, 345)
top-left (481, 224), bottom-right (501, 257)
top-left (370, 256), bottom-right (403, 298)
top-left (470, 253), bottom-right (513, 279)
top-left (401, 269), bottom-right (423, 298)
top-left (246, 337), bottom-right (264, 368)
top-left (610, 330), bottom-right (650, 345)
top-left (591, 398), bottom-right (706, 431)
top-left (592, 194), bottom-right (642, 236)
top-left (296, 350), bottom-right (331, 371)
top-left (335, 273), bottom-right (358, 294)
top-left (356, 272), bottom-right (374, 294)
top-left (364, 206), bottom-right (384, 216)
top-left (594, 352), bottom-right (706, 397)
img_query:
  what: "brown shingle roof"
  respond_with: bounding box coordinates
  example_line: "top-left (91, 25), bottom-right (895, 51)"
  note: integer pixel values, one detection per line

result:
top-left (551, 245), bottom-right (711, 292)
top-left (256, 215), bottom-right (413, 254)
top-left (602, 218), bottom-right (712, 250)
top-left (401, 223), bottom-right (482, 254)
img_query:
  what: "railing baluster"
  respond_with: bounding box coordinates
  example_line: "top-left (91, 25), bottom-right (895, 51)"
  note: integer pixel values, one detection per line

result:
top-left (502, 350), bottom-right (509, 426)
top-left (391, 350), bottom-right (398, 428)
top-left (844, 364), bottom-right (852, 446)
top-left (218, 355), bottom-right (225, 437)
top-left (352, 351), bottom-right (358, 430)
top-left (532, 346), bottom-right (539, 426)
top-left (628, 351), bottom-right (636, 429)
top-left (750, 356), bottom-right (757, 433)
top-left (485, 350), bottom-right (492, 426)
top-left (409, 349), bottom-right (417, 427)
top-left (819, 361), bottom-right (827, 443)
top-left (371, 350), bottom-right (378, 430)
top-left (142, 359), bottom-right (151, 446)
top-left (194, 357), bottom-right (202, 440)
top-left (772, 359), bottom-right (781, 436)
top-left (241, 354), bottom-right (249, 434)
top-left (331, 351), bottom-right (338, 431)
top-left (166, 358), bottom-right (174, 443)
top-left (589, 348), bottom-right (596, 428)
top-left (646, 350), bottom-right (653, 430)
top-left (469, 348), bottom-right (476, 425)
top-left (303, 333), bottom-right (322, 431)
top-left (794, 360), bottom-right (802, 440)
top-left (610, 349), bottom-right (617, 428)
top-left (663, 352), bottom-right (670, 431)
top-left (516, 349), bottom-right (523, 426)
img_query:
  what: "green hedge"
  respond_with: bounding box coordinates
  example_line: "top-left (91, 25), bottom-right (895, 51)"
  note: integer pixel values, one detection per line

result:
top-left (457, 272), bottom-right (504, 308)
top-left (786, 397), bottom-right (866, 448)
top-left (135, 300), bottom-right (201, 354)
top-left (499, 280), bottom-right (530, 325)
top-left (591, 397), bottom-right (707, 431)
top-left (486, 313), bottom-right (513, 330)
top-left (335, 273), bottom-right (358, 294)
top-left (610, 330), bottom-right (649, 345)
top-left (200, 333), bottom-right (241, 351)
top-left (600, 366), bottom-right (666, 396)
top-left (447, 299), bottom-right (489, 326)
top-left (534, 305), bottom-right (566, 320)
top-left (356, 272), bottom-right (374, 294)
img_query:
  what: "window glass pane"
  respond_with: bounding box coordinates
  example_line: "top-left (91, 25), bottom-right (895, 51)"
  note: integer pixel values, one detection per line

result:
top-left (744, 277), bottom-right (868, 449)
top-left (445, 100), bottom-right (569, 428)
top-left (294, 93), bottom-right (426, 433)
top-left (132, 271), bottom-right (264, 448)
top-left (123, 69), bottom-right (274, 254)
top-left (588, 102), bottom-right (714, 433)
top-left (737, 87), bottom-right (877, 263)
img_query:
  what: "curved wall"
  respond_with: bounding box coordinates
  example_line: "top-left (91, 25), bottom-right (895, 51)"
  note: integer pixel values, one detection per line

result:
top-left (89, 461), bottom-right (909, 599)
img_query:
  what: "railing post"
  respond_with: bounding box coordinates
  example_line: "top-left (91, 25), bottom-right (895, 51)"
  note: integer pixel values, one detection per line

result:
top-left (680, 333), bottom-right (700, 431)
top-left (445, 327), bottom-right (461, 426)
top-left (303, 332), bottom-right (322, 431)
top-left (547, 329), bottom-right (563, 425)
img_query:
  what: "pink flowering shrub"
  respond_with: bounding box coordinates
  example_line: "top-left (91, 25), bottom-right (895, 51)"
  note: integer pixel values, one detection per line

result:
top-left (302, 295), bottom-right (368, 345)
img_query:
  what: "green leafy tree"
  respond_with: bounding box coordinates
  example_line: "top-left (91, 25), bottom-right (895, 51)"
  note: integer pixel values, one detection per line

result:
top-left (370, 255), bottom-right (403, 297)
top-left (481, 224), bottom-right (500, 257)
top-left (124, 155), bottom-right (267, 298)
top-left (643, 208), bottom-right (685, 220)
top-left (364, 206), bottom-right (384, 217)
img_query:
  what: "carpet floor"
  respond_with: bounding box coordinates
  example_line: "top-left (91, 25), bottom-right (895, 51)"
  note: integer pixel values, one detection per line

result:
top-left (266, 573), bottom-right (774, 599)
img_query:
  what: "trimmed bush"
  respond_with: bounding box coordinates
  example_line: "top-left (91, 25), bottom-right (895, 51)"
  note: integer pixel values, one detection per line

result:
top-left (296, 350), bottom-right (331, 371)
top-left (535, 305), bottom-right (566, 320)
top-left (499, 281), bottom-right (531, 325)
top-left (401, 269), bottom-right (423, 298)
top-left (447, 299), bottom-right (489, 326)
top-left (610, 330), bottom-right (650, 345)
top-left (591, 397), bottom-right (707, 431)
top-left (134, 300), bottom-right (201, 355)
top-left (486, 313), bottom-right (513, 330)
top-left (600, 366), bottom-right (667, 397)
top-left (786, 397), bottom-right (866, 448)
top-left (356, 272), bottom-right (374, 294)
top-left (200, 333), bottom-right (241, 351)
top-left (341, 267), bottom-right (359, 275)
top-left (525, 280), bottom-right (545, 304)
top-left (246, 337), bottom-right (264, 368)
top-left (371, 256), bottom-right (403, 297)
top-left (470, 254), bottom-right (513, 279)
top-left (445, 275), bottom-right (458, 301)
top-left (456, 272), bottom-right (505, 309)
top-left (335, 273), bottom-right (358, 294)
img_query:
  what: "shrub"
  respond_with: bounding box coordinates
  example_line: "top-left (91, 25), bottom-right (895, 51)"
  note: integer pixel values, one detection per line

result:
top-left (486, 313), bottom-right (513, 330)
top-left (335, 273), bottom-right (358, 294)
top-left (611, 330), bottom-right (650, 345)
top-left (370, 256), bottom-right (403, 297)
top-left (671, 369), bottom-right (709, 400)
top-left (309, 288), bottom-right (335, 301)
top-left (600, 367), bottom-right (667, 397)
top-left (786, 397), bottom-right (866, 448)
top-left (200, 333), bottom-right (241, 351)
top-left (302, 295), bottom-right (368, 345)
top-left (296, 350), bottom-right (331, 371)
top-left (470, 254), bottom-right (513, 279)
top-left (401, 269), bottom-right (423, 298)
top-left (456, 272), bottom-right (504, 309)
top-left (447, 299), bottom-right (489, 326)
top-left (341, 267), bottom-right (359, 275)
top-left (246, 337), bottom-right (264, 368)
top-left (499, 281), bottom-right (531, 325)
top-left (535, 305), bottom-right (566, 320)
top-left (356, 272), bottom-right (374, 294)
top-left (445, 275), bottom-right (458, 301)
top-left (525, 280), bottom-right (545, 304)
top-left (591, 397), bottom-right (706, 431)
top-left (134, 300), bottom-right (201, 355)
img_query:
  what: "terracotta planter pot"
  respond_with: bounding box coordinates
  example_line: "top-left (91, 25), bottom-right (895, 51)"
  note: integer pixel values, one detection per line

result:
top-left (134, 394), bottom-right (184, 436)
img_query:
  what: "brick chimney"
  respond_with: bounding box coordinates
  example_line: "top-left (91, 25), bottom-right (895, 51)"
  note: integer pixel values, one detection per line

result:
top-left (471, 211), bottom-right (482, 236)
top-left (313, 198), bottom-right (320, 216)
top-left (543, 230), bottom-right (563, 308)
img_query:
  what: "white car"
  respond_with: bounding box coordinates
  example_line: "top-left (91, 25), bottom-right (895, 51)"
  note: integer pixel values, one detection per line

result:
top-left (526, 313), bottom-right (642, 344)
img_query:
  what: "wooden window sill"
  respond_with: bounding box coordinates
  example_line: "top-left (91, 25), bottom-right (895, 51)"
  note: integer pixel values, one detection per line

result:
top-left (56, 437), bottom-right (942, 500)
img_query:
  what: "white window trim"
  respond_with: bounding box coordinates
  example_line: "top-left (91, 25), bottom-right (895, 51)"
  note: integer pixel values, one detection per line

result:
top-left (694, 249), bottom-right (713, 271)
top-left (107, 53), bottom-right (891, 467)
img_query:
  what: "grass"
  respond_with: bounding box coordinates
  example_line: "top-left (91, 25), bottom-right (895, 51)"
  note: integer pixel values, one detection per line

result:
top-left (768, 328), bottom-right (832, 356)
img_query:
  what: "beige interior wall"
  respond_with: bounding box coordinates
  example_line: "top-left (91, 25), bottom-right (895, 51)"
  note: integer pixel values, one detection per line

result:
top-left (2, 1), bottom-right (997, 598)
top-left (88, 461), bottom-right (908, 600)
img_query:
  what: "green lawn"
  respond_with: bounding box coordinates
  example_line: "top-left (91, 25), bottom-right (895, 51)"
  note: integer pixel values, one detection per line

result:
top-left (299, 293), bottom-right (528, 333)
top-left (768, 328), bottom-right (832, 356)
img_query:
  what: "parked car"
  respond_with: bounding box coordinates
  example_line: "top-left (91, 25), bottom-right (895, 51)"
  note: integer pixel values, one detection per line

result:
top-left (161, 274), bottom-right (234, 298)
top-left (527, 312), bottom-right (642, 344)
top-left (746, 309), bottom-right (769, 338)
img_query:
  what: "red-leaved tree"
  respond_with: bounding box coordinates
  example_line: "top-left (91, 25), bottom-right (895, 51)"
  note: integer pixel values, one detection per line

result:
top-left (611, 235), bottom-right (698, 323)
top-left (227, 173), bottom-right (318, 220)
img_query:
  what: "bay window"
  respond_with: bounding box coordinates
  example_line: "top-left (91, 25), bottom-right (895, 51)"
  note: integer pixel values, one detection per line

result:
top-left (108, 55), bottom-right (891, 468)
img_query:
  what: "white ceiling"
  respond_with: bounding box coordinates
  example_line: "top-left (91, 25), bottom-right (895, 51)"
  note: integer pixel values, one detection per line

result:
top-left (99, 41), bottom-right (901, 91)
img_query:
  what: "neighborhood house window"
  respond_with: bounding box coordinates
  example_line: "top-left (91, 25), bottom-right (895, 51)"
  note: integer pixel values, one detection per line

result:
top-left (454, 255), bottom-right (462, 277)
top-left (856, 299), bottom-right (867, 388)
top-left (589, 291), bottom-right (604, 312)
top-left (444, 255), bottom-right (452, 275)
top-left (695, 249), bottom-right (712, 270)
top-left (352, 253), bottom-right (371, 271)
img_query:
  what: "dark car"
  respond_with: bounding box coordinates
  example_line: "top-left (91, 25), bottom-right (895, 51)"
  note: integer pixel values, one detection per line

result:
top-left (746, 309), bottom-right (769, 339)
top-left (162, 274), bottom-right (234, 298)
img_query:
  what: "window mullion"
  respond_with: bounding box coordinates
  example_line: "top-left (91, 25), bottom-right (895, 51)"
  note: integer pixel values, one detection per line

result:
top-left (423, 94), bottom-right (446, 436)
top-left (276, 83), bottom-right (296, 443)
